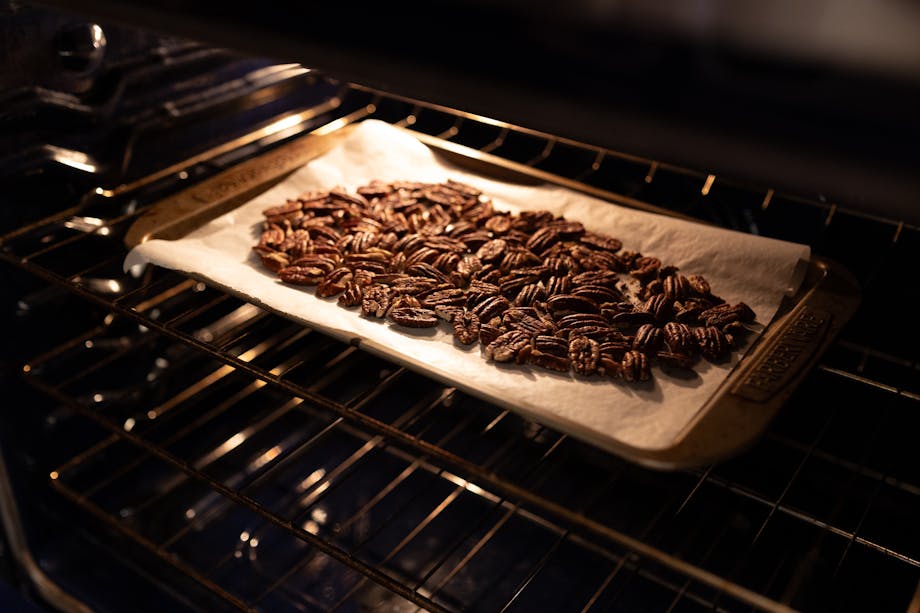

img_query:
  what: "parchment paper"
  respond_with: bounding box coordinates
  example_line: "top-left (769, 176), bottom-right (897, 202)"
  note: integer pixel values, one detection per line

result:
top-left (125, 120), bottom-right (810, 454)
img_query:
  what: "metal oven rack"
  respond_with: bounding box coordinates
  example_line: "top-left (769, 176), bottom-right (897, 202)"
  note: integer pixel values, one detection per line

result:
top-left (2, 77), bottom-right (919, 613)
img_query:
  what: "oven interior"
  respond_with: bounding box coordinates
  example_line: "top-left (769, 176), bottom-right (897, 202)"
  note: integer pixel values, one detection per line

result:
top-left (2, 4), bottom-right (919, 612)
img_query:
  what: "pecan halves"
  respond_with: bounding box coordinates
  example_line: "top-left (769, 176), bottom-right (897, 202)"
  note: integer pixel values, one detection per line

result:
top-left (452, 310), bottom-right (481, 345)
top-left (621, 350), bottom-right (651, 382)
top-left (254, 179), bottom-right (756, 386)
top-left (568, 335), bottom-right (600, 376)
top-left (389, 306), bottom-right (439, 328)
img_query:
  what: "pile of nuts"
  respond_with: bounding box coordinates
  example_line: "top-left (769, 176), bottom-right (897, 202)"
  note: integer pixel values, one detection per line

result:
top-left (253, 179), bottom-right (756, 383)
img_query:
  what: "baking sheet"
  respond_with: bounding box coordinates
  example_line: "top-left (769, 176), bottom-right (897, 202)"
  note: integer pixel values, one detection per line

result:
top-left (124, 119), bottom-right (811, 453)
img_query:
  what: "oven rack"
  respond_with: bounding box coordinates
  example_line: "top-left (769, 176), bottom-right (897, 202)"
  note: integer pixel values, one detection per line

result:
top-left (2, 79), bottom-right (918, 612)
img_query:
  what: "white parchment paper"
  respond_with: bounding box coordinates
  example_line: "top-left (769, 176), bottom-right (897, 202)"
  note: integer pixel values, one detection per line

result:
top-left (125, 120), bottom-right (810, 454)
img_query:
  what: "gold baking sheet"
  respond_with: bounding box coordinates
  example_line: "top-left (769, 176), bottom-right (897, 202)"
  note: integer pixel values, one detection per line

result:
top-left (124, 120), bottom-right (859, 469)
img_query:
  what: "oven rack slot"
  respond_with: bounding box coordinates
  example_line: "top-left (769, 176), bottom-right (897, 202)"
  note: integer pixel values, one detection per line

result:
top-left (3, 80), bottom-right (919, 612)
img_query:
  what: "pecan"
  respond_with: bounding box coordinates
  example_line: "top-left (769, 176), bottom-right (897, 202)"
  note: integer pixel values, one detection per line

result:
top-left (485, 330), bottom-right (532, 363)
top-left (544, 275), bottom-right (573, 296)
top-left (633, 324), bottom-right (664, 353)
top-left (610, 310), bottom-right (655, 327)
top-left (572, 284), bottom-right (622, 304)
top-left (638, 279), bottom-right (664, 300)
top-left (476, 239), bottom-right (508, 262)
top-left (479, 323), bottom-right (503, 346)
top-left (547, 294), bottom-right (599, 315)
top-left (630, 256), bottom-right (661, 282)
top-left (663, 275), bottom-right (691, 300)
top-left (642, 294), bottom-right (673, 322)
top-left (663, 322), bottom-right (695, 354)
top-left (391, 276), bottom-right (439, 296)
top-left (556, 313), bottom-right (610, 333)
top-left (545, 254), bottom-right (579, 275)
top-left (258, 251), bottom-right (289, 272)
top-left (514, 283), bottom-right (547, 307)
top-left (499, 248), bottom-right (541, 272)
top-left (263, 199), bottom-right (303, 218)
top-left (597, 357), bottom-right (622, 377)
top-left (693, 326), bottom-right (730, 361)
top-left (387, 294), bottom-right (421, 315)
top-left (337, 281), bottom-right (363, 307)
top-left (291, 255), bottom-right (338, 274)
top-left (361, 285), bottom-right (392, 318)
top-left (471, 295), bottom-right (512, 322)
top-left (422, 288), bottom-right (467, 309)
top-left (406, 262), bottom-right (450, 283)
top-left (686, 274), bottom-right (711, 296)
top-left (484, 214), bottom-right (512, 234)
top-left (571, 270), bottom-right (619, 289)
top-left (526, 226), bottom-right (562, 253)
top-left (259, 224), bottom-right (286, 248)
top-left (699, 302), bottom-right (756, 327)
top-left (278, 265), bottom-right (325, 285)
top-left (254, 179), bottom-right (754, 385)
top-left (568, 336), bottom-right (600, 375)
top-left (389, 306), bottom-right (439, 328)
top-left (316, 279), bottom-right (347, 298)
top-left (534, 334), bottom-right (569, 357)
top-left (599, 340), bottom-right (630, 360)
top-left (656, 351), bottom-right (695, 369)
top-left (452, 310), bottom-right (481, 345)
top-left (513, 209), bottom-right (556, 232)
top-left (621, 350), bottom-right (651, 382)
top-left (580, 231), bottom-right (622, 252)
top-left (465, 280), bottom-right (501, 305)
top-left (502, 309), bottom-right (552, 335)
top-left (529, 350), bottom-right (571, 373)
top-left (455, 254), bottom-right (483, 281)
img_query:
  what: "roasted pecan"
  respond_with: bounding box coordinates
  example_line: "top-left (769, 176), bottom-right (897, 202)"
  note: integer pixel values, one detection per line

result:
top-left (547, 294), bottom-right (600, 315)
top-left (471, 295), bottom-right (512, 322)
top-left (572, 284), bottom-right (622, 304)
top-left (452, 310), bottom-right (481, 345)
top-left (263, 199), bottom-right (303, 218)
top-left (568, 335), bottom-right (600, 375)
top-left (580, 231), bottom-right (622, 252)
top-left (455, 253), bottom-right (483, 281)
top-left (663, 275), bottom-right (691, 300)
top-left (534, 334), bottom-right (569, 357)
top-left (278, 265), bottom-right (325, 285)
top-left (699, 302), bottom-right (756, 327)
top-left (476, 238), bottom-right (508, 262)
top-left (389, 306), bottom-right (439, 328)
top-left (479, 323), bottom-right (503, 347)
top-left (361, 285), bottom-right (392, 318)
top-left (485, 214), bottom-right (512, 234)
top-left (633, 324), bottom-right (664, 353)
top-left (642, 294), bottom-right (673, 322)
top-left (621, 350), bottom-right (651, 382)
top-left (514, 282), bottom-right (547, 307)
top-left (656, 351), bottom-right (695, 369)
top-left (544, 275), bottom-right (573, 296)
top-left (693, 326), bottom-right (730, 361)
top-left (631, 256), bottom-right (661, 282)
top-left (337, 281), bottom-right (363, 307)
top-left (422, 288), bottom-right (467, 309)
top-left (686, 274), bottom-right (711, 296)
top-left (485, 330), bottom-right (532, 363)
top-left (258, 251), bottom-right (289, 272)
top-left (599, 340), bottom-right (630, 360)
top-left (529, 349), bottom-right (571, 373)
top-left (663, 322), bottom-right (695, 354)
top-left (571, 270), bottom-right (619, 289)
